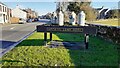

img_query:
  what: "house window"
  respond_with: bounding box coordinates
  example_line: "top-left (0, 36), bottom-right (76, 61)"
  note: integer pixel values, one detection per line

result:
top-left (0, 14), bottom-right (2, 17)
top-left (5, 7), bottom-right (6, 12)
top-left (6, 7), bottom-right (7, 12)
top-left (3, 6), bottom-right (4, 12)
top-left (7, 8), bottom-right (9, 13)
top-left (6, 15), bottom-right (7, 20)
top-left (4, 7), bottom-right (6, 12)
top-left (0, 5), bottom-right (1, 12)
top-left (0, 14), bottom-right (2, 22)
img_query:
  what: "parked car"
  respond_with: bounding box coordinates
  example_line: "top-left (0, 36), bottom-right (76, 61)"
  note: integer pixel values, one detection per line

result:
top-left (19, 18), bottom-right (26, 24)
top-left (34, 18), bottom-right (39, 22)
top-left (26, 19), bottom-right (32, 23)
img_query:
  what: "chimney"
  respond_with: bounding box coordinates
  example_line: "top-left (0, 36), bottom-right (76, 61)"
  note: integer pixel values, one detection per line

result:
top-left (16, 5), bottom-right (20, 9)
top-left (102, 6), bottom-right (104, 9)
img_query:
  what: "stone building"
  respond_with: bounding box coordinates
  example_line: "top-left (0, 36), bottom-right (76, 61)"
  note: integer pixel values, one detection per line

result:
top-left (23, 8), bottom-right (38, 19)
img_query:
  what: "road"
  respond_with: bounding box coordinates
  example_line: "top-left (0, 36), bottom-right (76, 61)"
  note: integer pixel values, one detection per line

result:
top-left (0, 20), bottom-right (49, 57)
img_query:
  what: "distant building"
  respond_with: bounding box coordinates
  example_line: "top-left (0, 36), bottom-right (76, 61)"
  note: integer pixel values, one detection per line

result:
top-left (0, 2), bottom-right (12, 24)
top-left (32, 11), bottom-right (38, 18)
top-left (95, 6), bottom-right (120, 19)
top-left (23, 8), bottom-right (38, 19)
top-left (106, 9), bottom-right (120, 19)
top-left (12, 5), bottom-right (27, 20)
top-left (95, 6), bottom-right (110, 19)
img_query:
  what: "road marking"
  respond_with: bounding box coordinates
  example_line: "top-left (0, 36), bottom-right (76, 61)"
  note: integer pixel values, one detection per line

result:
top-left (10, 27), bottom-right (15, 29)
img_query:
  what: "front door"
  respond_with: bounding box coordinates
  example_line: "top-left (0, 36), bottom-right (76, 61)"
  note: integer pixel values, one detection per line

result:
top-left (3, 14), bottom-right (5, 23)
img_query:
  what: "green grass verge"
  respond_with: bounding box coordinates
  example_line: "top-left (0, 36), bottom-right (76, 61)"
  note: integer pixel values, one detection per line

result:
top-left (88, 19), bottom-right (119, 26)
top-left (1, 32), bottom-right (119, 66)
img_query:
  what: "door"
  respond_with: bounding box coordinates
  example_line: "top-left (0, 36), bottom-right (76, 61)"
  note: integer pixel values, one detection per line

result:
top-left (3, 14), bottom-right (5, 23)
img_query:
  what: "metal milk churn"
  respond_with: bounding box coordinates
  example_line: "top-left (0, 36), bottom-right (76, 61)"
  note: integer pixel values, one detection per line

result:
top-left (69, 11), bottom-right (76, 25)
top-left (78, 11), bottom-right (85, 26)
top-left (58, 11), bottom-right (64, 26)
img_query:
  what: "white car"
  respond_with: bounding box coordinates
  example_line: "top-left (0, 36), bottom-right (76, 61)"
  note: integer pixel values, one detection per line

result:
top-left (19, 18), bottom-right (26, 24)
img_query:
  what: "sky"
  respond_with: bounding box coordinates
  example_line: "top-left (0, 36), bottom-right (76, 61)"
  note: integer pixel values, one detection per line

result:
top-left (0, 0), bottom-right (120, 16)
top-left (3, 2), bottom-right (56, 16)
top-left (91, 2), bottom-right (119, 9)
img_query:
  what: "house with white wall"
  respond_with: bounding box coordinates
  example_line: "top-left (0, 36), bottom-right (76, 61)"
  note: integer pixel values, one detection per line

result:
top-left (95, 6), bottom-right (111, 19)
top-left (0, 2), bottom-right (12, 24)
top-left (12, 5), bottom-right (27, 20)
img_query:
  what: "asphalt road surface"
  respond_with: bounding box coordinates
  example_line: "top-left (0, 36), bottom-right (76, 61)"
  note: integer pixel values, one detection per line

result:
top-left (0, 21), bottom-right (48, 56)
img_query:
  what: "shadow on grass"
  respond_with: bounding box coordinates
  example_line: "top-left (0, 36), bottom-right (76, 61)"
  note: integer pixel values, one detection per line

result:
top-left (16, 39), bottom-right (50, 47)
top-left (54, 33), bottom-right (118, 66)
top-left (15, 33), bottom-right (99, 66)
top-left (54, 33), bottom-right (84, 66)
top-left (1, 60), bottom-right (24, 63)
top-left (16, 33), bottom-right (84, 66)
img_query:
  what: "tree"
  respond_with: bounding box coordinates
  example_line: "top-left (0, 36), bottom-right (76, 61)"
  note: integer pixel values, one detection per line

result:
top-left (67, 2), bottom-right (81, 15)
top-left (111, 9), bottom-right (119, 18)
top-left (67, 1), bottom-right (97, 21)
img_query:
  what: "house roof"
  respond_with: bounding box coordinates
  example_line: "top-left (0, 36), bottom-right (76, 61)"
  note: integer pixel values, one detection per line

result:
top-left (22, 9), bottom-right (29, 13)
top-left (95, 8), bottom-right (103, 10)
top-left (101, 9), bottom-right (108, 13)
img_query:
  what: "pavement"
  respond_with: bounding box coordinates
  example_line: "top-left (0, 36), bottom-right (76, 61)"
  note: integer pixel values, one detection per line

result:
top-left (0, 20), bottom-right (49, 57)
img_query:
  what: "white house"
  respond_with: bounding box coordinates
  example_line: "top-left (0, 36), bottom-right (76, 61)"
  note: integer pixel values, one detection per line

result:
top-left (12, 5), bottom-right (27, 20)
top-left (95, 6), bottom-right (110, 19)
top-left (0, 2), bottom-right (12, 24)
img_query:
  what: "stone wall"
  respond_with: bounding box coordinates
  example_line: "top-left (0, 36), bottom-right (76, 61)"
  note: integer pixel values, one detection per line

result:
top-left (88, 24), bottom-right (120, 45)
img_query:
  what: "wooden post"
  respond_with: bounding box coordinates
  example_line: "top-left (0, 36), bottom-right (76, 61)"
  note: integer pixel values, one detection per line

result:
top-left (50, 33), bottom-right (52, 41)
top-left (44, 32), bottom-right (47, 46)
top-left (84, 34), bottom-right (89, 49)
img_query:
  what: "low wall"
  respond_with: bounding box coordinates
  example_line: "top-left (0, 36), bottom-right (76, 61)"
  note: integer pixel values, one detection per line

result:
top-left (10, 17), bottom-right (19, 24)
top-left (88, 24), bottom-right (120, 45)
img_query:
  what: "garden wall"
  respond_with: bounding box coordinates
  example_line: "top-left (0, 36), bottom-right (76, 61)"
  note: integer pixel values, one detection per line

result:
top-left (10, 17), bottom-right (19, 24)
top-left (88, 24), bottom-right (120, 45)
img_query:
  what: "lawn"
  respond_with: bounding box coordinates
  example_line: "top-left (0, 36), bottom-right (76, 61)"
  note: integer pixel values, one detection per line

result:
top-left (1, 32), bottom-right (119, 67)
top-left (87, 19), bottom-right (119, 26)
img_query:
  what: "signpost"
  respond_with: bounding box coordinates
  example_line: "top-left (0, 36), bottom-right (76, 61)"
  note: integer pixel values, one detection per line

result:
top-left (37, 25), bottom-right (97, 49)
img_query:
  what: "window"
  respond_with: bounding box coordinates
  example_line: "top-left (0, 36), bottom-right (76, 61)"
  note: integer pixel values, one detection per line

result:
top-left (7, 8), bottom-right (9, 13)
top-left (5, 7), bottom-right (6, 12)
top-left (3, 6), bottom-right (4, 12)
top-left (0, 14), bottom-right (2, 16)
top-left (6, 15), bottom-right (7, 20)
top-left (6, 7), bottom-right (7, 12)
top-left (10, 9), bottom-right (12, 17)
top-left (4, 6), bottom-right (6, 12)
top-left (0, 5), bottom-right (1, 11)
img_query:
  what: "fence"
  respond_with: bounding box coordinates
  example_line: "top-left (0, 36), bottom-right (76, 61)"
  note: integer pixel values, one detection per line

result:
top-left (10, 17), bottom-right (19, 24)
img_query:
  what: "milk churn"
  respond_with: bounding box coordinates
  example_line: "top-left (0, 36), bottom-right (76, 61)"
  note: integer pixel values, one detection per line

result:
top-left (58, 11), bottom-right (64, 26)
top-left (78, 11), bottom-right (85, 26)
